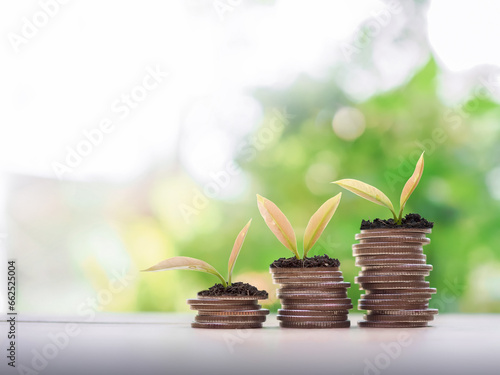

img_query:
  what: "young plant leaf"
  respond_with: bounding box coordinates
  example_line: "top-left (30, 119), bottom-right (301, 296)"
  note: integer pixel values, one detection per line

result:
top-left (227, 219), bottom-right (252, 285)
top-left (303, 193), bottom-right (342, 257)
top-left (399, 152), bottom-right (424, 220)
top-left (142, 256), bottom-right (227, 287)
top-left (256, 194), bottom-right (299, 259)
top-left (333, 179), bottom-right (397, 220)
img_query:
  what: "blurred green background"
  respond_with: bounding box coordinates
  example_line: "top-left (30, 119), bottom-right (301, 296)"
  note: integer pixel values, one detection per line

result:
top-left (142, 59), bottom-right (497, 314)
top-left (10, 58), bottom-right (500, 314)
top-left (4, 1), bottom-right (500, 315)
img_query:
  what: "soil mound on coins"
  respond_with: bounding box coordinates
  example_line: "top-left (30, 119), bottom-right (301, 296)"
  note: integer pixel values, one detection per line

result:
top-left (360, 213), bottom-right (434, 230)
top-left (198, 282), bottom-right (268, 298)
top-left (270, 254), bottom-right (340, 268)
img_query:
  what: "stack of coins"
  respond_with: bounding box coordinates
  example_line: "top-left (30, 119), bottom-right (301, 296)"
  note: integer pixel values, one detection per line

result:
top-left (188, 296), bottom-right (269, 329)
top-left (353, 228), bottom-right (438, 328)
top-left (271, 267), bottom-right (352, 328)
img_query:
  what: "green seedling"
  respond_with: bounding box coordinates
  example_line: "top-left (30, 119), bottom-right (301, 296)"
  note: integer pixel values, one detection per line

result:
top-left (142, 220), bottom-right (252, 288)
top-left (333, 152), bottom-right (425, 225)
top-left (256, 193), bottom-right (342, 260)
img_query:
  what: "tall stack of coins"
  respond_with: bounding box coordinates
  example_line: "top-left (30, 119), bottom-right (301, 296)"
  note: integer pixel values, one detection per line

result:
top-left (353, 228), bottom-right (438, 327)
top-left (271, 267), bottom-right (352, 328)
top-left (188, 296), bottom-right (269, 329)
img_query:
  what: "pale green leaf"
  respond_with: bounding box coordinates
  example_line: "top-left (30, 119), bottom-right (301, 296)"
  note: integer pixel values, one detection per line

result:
top-left (228, 219), bottom-right (252, 285)
top-left (399, 152), bottom-right (424, 219)
top-left (142, 256), bottom-right (226, 287)
top-left (303, 193), bottom-right (342, 257)
top-left (256, 194), bottom-right (299, 258)
top-left (333, 179), bottom-right (396, 219)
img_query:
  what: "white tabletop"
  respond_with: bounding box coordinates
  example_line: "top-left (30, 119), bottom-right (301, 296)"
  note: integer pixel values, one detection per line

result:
top-left (1, 313), bottom-right (499, 375)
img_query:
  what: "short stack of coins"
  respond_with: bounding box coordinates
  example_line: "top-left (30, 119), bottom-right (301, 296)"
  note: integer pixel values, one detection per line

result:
top-left (188, 296), bottom-right (269, 329)
top-left (353, 228), bottom-right (438, 328)
top-left (271, 267), bottom-right (352, 328)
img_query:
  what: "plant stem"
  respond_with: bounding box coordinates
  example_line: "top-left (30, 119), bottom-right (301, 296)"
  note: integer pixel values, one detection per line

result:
top-left (395, 213), bottom-right (403, 225)
top-left (212, 270), bottom-right (227, 288)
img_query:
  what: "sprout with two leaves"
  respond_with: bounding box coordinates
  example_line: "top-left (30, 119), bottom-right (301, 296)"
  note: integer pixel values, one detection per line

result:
top-left (142, 220), bottom-right (252, 288)
top-left (256, 193), bottom-right (342, 260)
top-left (333, 152), bottom-right (425, 225)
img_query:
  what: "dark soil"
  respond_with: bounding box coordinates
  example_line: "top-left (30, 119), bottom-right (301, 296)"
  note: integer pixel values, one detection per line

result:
top-left (198, 282), bottom-right (268, 298)
top-left (360, 213), bottom-right (434, 230)
top-left (270, 254), bottom-right (340, 268)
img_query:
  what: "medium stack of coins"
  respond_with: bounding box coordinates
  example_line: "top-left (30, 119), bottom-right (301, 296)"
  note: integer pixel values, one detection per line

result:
top-left (271, 267), bottom-right (352, 328)
top-left (188, 296), bottom-right (269, 329)
top-left (353, 228), bottom-right (438, 327)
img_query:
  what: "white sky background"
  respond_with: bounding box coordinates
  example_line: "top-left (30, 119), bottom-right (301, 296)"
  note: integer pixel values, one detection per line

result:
top-left (0, 0), bottom-right (500, 183)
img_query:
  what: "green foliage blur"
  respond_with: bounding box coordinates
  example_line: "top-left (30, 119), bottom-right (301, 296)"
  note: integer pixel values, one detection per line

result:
top-left (132, 59), bottom-right (500, 313)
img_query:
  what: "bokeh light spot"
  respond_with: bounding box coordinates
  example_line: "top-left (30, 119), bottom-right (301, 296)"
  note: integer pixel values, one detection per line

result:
top-left (332, 107), bottom-right (366, 141)
top-left (305, 162), bottom-right (337, 195)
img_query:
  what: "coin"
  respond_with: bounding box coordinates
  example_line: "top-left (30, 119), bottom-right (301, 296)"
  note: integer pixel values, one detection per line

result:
top-left (356, 260), bottom-right (427, 267)
top-left (359, 271), bottom-right (430, 277)
top-left (279, 286), bottom-right (351, 293)
top-left (361, 293), bottom-right (433, 300)
top-left (358, 228), bottom-right (432, 236)
top-left (358, 237), bottom-right (430, 245)
top-left (359, 303), bottom-right (429, 311)
top-left (196, 295), bottom-right (266, 301)
top-left (358, 320), bottom-right (429, 328)
top-left (371, 309), bottom-right (438, 315)
top-left (365, 288), bottom-right (436, 295)
top-left (187, 299), bottom-right (257, 305)
top-left (277, 291), bottom-right (348, 299)
top-left (195, 315), bottom-right (267, 323)
top-left (270, 267), bottom-right (339, 274)
top-left (355, 254), bottom-right (427, 260)
top-left (355, 275), bottom-right (426, 283)
top-left (353, 242), bottom-right (426, 250)
top-left (281, 303), bottom-right (353, 311)
top-left (273, 277), bottom-right (345, 284)
top-left (353, 245), bottom-right (424, 256)
top-left (278, 309), bottom-right (349, 316)
top-left (357, 237), bottom-right (430, 246)
top-left (280, 320), bottom-right (350, 328)
top-left (281, 298), bottom-right (352, 305)
top-left (197, 309), bottom-right (270, 316)
top-left (355, 256), bottom-right (427, 266)
top-left (358, 281), bottom-right (430, 290)
top-left (191, 322), bottom-right (263, 329)
top-left (277, 314), bottom-right (348, 322)
top-left (359, 270), bottom-right (430, 277)
top-left (364, 314), bottom-right (434, 322)
top-left (271, 270), bottom-right (343, 277)
top-left (279, 281), bottom-right (351, 289)
top-left (359, 297), bottom-right (430, 304)
top-left (361, 264), bottom-right (433, 271)
top-left (190, 304), bottom-right (261, 311)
